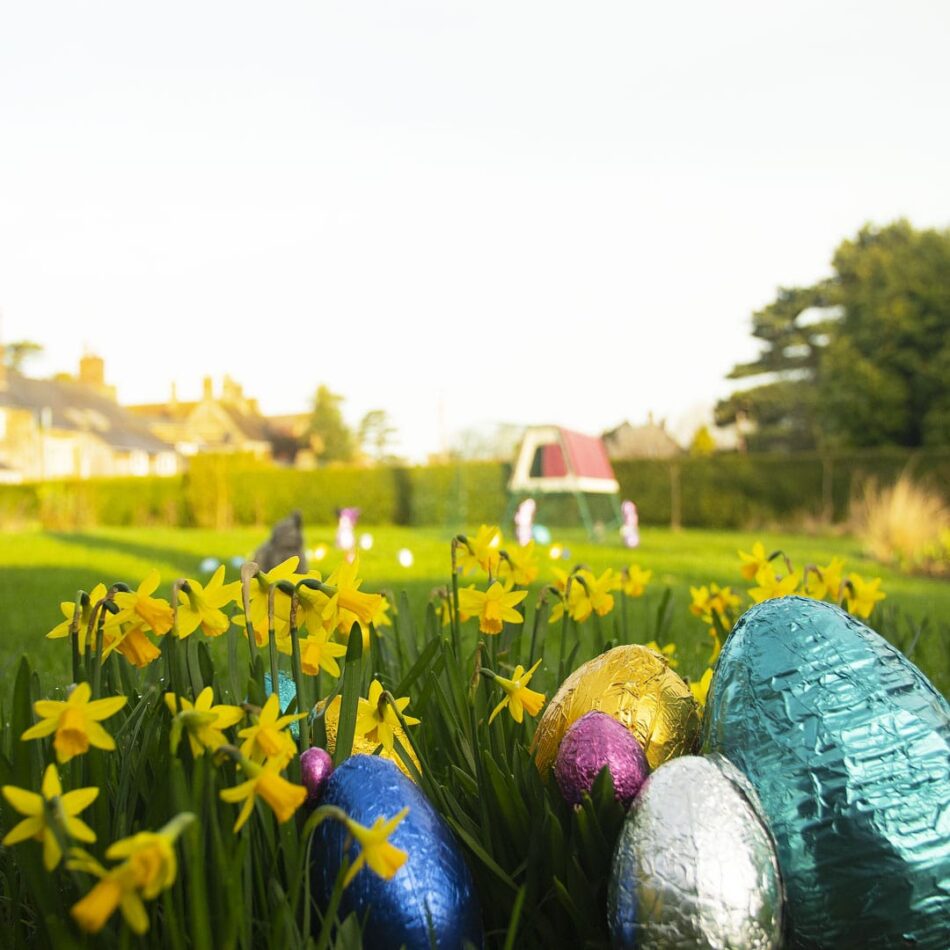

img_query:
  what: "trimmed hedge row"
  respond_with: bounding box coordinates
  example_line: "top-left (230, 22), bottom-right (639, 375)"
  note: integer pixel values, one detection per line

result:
top-left (1, 450), bottom-right (946, 531)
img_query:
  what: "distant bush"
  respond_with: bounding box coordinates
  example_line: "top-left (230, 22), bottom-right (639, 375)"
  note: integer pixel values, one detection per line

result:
top-left (1, 449), bottom-right (948, 532)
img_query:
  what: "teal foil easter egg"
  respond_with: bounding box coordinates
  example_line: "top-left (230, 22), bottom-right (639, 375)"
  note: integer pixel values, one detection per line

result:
top-left (311, 755), bottom-right (483, 949)
top-left (703, 596), bottom-right (950, 948)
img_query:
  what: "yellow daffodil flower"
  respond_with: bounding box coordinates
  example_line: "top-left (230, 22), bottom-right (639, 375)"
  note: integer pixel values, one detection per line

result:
top-left (550, 569), bottom-right (618, 623)
top-left (300, 631), bottom-right (347, 678)
top-left (456, 525), bottom-right (502, 576)
top-left (164, 687), bottom-right (244, 757)
top-left (355, 680), bottom-right (420, 755)
top-left (1, 764), bottom-right (98, 870)
top-left (499, 541), bottom-right (540, 587)
top-left (22, 682), bottom-right (127, 763)
top-left (643, 640), bottom-right (678, 668)
top-left (68, 813), bottom-right (193, 935)
top-left (342, 807), bottom-right (409, 886)
top-left (748, 563), bottom-right (801, 603)
top-left (457, 582), bottom-right (527, 635)
top-left (323, 559), bottom-right (384, 636)
top-left (240, 556), bottom-right (300, 646)
top-left (622, 565), bottom-right (652, 598)
top-left (107, 625), bottom-right (161, 669)
top-left (238, 693), bottom-right (305, 767)
top-left (845, 573), bottom-right (886, 619)
top-left (689, 585), bottom-right (713, 620)
top-left (488, 659), bottom-right (546, 724)
top-left (738, 542), bottom-right (769, 581)
top-left (219, 760), bottom-right (307, 832)
top-left (176, 566), bottom-right (241, 638)
top-left (113, 570), bottom-right (174, 636)
top-left (371, 595), bottom-right (393, 629)
top-left (46, 583), bottom-right (122, 655)
top-left (804, 557), bottom-right (846, 602)
top-left (294, 573), bottom-right (332, 636)
top-left (690, 668), bottom-right (714, 708)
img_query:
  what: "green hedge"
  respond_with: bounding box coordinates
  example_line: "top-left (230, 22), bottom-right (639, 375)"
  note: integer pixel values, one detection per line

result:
top-left (1, 450), bottom-right (947, 531)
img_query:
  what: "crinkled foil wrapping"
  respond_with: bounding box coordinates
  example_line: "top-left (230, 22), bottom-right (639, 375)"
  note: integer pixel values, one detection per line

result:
top-left (312, 755), bottom-right (483, 949)
top-left (703, 596), bottom-right (950, 949)
top-left (554, 711), bottom-right (648, 807)
top-left (533, 645), bottom-right (700, 775)
top-left (264, 670), bottom-right (300, 736)
top-left (300, 746), bottom-right (333, 805)
top-left (317, 694), bottom-right (421, 779)
top-left (608, 755), bottom-right (784, 950)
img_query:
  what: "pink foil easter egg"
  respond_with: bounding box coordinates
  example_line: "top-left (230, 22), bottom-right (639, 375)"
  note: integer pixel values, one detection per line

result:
top-left (554, 711), bottom-right (649, 808)
top-left (300, 747), bottom-right (334, 806)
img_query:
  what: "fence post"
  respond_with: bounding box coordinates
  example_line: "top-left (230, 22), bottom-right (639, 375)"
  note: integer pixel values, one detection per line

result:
top-left (670, 461), bottom-right (681, 531)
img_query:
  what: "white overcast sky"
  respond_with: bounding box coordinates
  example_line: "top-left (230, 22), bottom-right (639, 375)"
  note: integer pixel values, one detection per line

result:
top-left (2, 1), bottom-right (949, 459)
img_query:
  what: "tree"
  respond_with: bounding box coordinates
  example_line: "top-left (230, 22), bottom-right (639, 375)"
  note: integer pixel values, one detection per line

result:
top-left (717, 221), bottom-right (950, 450)
top-left (3, 340), bottom-right (43, 372)
top-left (689, 425), bottom-right (717, 457)
top-left (358, 409), bottom-right (397, 463)
top-left (308, 385), bottom-right (356, 464)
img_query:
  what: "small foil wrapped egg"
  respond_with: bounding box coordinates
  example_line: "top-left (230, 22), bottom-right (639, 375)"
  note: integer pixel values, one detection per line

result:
top-left (704, 596), bottom-right (950, 948)
top-left (316, 695), bottom-right (421, 780)
top-left (311, 755), bottom-right (483, 949)
top-left (300, 747), bottom-right (333, 805)
top-left (554, 711), bottom-right (648, 807)
top-left (608, 754), bottom-right (784, 949)
top-left (533, 644), bottom-right (700, 775)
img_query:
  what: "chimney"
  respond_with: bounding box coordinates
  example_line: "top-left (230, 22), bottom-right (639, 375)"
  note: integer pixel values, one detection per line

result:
top-left (202, 376), bottom-right (213, 400)
top-left (79, 353), bottom-right (105, 390)
top-left (0, 342), bottom-right (6, 391)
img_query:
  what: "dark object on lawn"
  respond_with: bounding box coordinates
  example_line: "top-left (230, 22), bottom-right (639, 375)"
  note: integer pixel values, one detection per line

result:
top-left (254, 510), bottom-right (307, 573)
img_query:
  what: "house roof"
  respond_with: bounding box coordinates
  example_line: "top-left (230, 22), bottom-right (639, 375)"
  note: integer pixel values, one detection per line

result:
top-left (0, 370), bottom-right (174, 454)
top-left (603, 419), bottom-right (682, 459)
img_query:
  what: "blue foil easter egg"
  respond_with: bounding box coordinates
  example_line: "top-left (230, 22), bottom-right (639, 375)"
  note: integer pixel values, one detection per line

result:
top-left (311, 755), bottom-right (483, 949)
top-left (703, 596), bottom-right (950, 948)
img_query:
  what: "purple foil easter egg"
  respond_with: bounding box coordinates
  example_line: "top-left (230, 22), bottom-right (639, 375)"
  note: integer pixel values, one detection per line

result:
top-left (554, 711), bottom-right (649, 808)
top-left (300, 747), bottom-right (334, 806)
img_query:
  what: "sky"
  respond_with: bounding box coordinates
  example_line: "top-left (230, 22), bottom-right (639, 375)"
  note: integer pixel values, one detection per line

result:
top-left (2, 1), bottom-right (949, 460)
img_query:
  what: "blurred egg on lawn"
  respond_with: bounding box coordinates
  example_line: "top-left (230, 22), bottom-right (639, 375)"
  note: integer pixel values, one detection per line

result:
top-left (311, 755), bottom-right (483, 949)
top-left (199, 556), bottom-right (221, 573)
top-left (397, 548), bottom-right (414, 568)
top-left (548, 544), bottom-right (563, 560)
top-left (532, 524), bottom-right (552, 544)
top-left (359, 532), bottom-right (374, 551)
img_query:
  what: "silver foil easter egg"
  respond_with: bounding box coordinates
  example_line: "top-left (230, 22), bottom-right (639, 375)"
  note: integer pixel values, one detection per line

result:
top-left (311, 755), bottom-right (483, 949)
top-left (554, 711), bottom-right (648, 808)
top-left (608, 754), bottom-right (783, 949)
top-left (704, 596), bottom-right (950, 949)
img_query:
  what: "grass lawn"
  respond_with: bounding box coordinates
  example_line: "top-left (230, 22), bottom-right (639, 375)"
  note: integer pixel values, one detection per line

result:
top-left (1, 524), bottom-right (947, 695)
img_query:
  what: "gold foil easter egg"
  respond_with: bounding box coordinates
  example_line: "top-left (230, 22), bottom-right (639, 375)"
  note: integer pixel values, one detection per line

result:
top-left (317, 696), bottom-right (421, 781)
top-left (532, 644), bottom-right (700, 774)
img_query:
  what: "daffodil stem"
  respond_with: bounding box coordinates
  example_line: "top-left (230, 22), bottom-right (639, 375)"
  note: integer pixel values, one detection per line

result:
top-left (267, 586), bottom-right (281, 709)
top-left (289, 590), bottom-right (310, 752)
top-left (450, 539), bottom-right (462, 657)
top-left (69, 590), bottom-right (85, 684)
top-left (240, 561), bottom-right (261, 673)
top-left (557, 578), bottom-right (574, 682)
